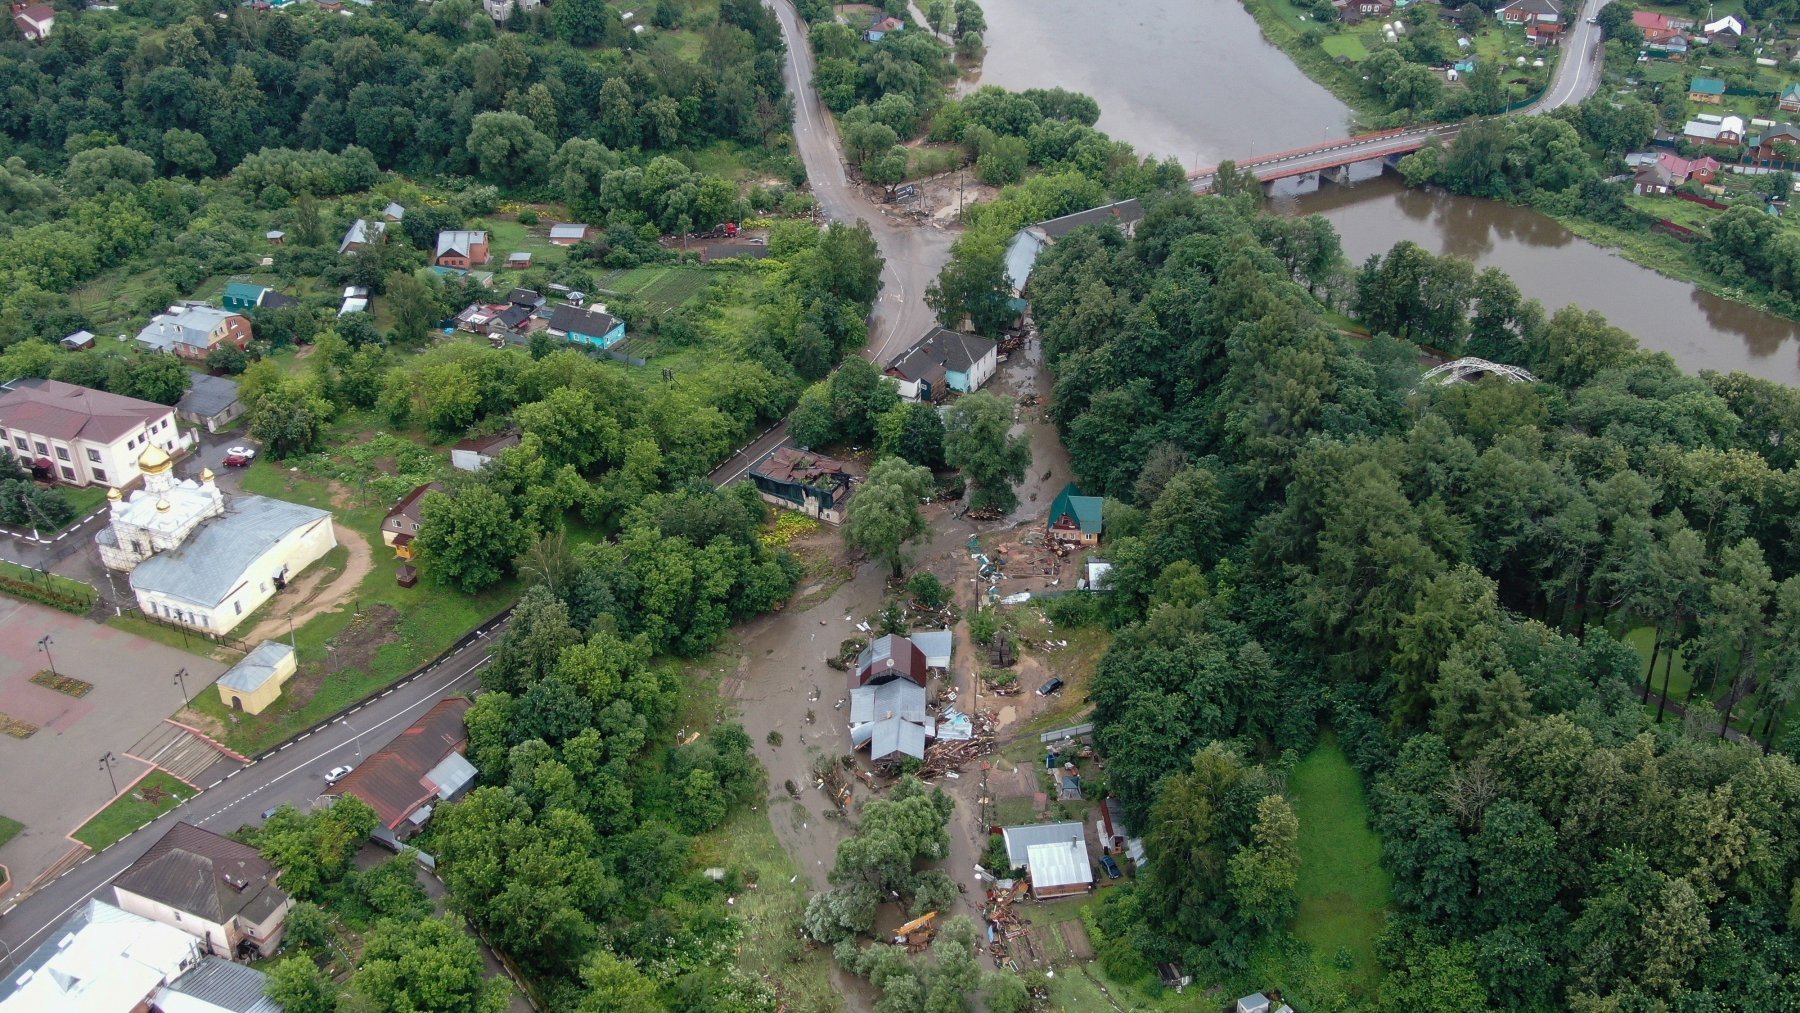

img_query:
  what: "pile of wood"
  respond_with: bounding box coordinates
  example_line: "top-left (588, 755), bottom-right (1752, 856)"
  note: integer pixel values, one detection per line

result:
top-left (919, 736), bottom-right (993, 779)
top-left (966, 507), bottom-right (1003, 521)
top-left (813, 755), bottom-right (854, 812)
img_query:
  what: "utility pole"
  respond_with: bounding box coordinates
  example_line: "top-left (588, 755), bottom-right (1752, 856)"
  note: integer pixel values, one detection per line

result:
top-left (99, 751), bottom-right (118, 795)
top-left (173, 667), bottom-right (189, 704)
top-left (37, 634), bottom-right (56, 678)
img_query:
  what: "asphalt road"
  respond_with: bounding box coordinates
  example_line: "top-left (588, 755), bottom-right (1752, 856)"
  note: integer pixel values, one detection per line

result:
top-left (0, 617), bottom-right (504, 965)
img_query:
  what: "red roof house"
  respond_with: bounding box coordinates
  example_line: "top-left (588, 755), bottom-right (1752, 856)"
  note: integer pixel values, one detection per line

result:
top-left (325, 697), bottom-right (474, 834)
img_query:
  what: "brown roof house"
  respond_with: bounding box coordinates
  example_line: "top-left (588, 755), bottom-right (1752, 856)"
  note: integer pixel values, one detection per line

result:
top-left (0, 377), bottom-right (185, 487)
top-left (324, 697), bottom-right (477, 844)
top-left (382, 481), bottom-right (443, 559)
top-left (110, 821), bottom-right (296, 958)
top-left (850, 633), bottom-right (930, 690)
top-left (451, 432), bottom-right (519, 472)
top-left (13, 2), bottom-right (53, 40)
top-left (748, 447), bottom-right (854, 524)
top-left (846, 635), bottom-right (937, 762)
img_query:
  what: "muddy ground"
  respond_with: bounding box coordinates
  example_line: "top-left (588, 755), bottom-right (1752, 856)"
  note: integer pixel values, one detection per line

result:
top-left (723, 318), bottom-right (1091, 1003)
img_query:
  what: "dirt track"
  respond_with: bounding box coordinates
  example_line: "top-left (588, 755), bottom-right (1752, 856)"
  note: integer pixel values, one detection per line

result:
top-left (238, 523), bottom-right (376, 645)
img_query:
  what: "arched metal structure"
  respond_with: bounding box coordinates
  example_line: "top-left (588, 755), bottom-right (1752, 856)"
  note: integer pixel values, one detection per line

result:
top-left (1415, 357), bottom-right (1539, 390)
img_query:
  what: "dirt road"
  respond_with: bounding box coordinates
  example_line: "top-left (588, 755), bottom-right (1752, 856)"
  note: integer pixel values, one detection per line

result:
top-left (238, 523), bottom-right (375, 645)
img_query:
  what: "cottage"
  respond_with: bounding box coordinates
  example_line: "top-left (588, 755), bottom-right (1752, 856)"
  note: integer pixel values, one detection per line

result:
top-left (1689, 77), bottom-right (1728, 103)
top-left (338, 218), bottom-right (385, 255)
top-left (1004, 199), bottom-right (1145, 294)
top-left (215, 641), bottom-right (296, 715)
top-left (1496, 0), bottom-right (1560, 25)
top-left (176, 372), bottom-right (244, 433)
top-left (265, 229), bottom-right (285, 244)
top-left (1526, 20), bottom-right (1563, 44)
top-left (382, 201), bottom-right (406, 222)
top-left (323, 697), bottom-right (477, 842)
top-left (548, 222), bottom-right (592, 245)
top-left (435, 230), bottom-right (491, 268)
top-left (111, 822), bottom-right (295, 958)
top-left (546, 303), bottom-right (626, 348)
top-left (98, 451), bottom-right (338, 635)
top-left (864, 14), bottom-right (903, 40)
top-left (12, 2), bottom-right (53, 39)
top-left (1706, 14), bottom-right (1746, 40)
top-left (1747, 123), bottom-right (1800, 166)
top-left (382, 482), bottom-right (443, 559)
top-left (506, 287), bottom-right (546, 310)
top-left (1683, 113), bottom-right (1746, 145)
top-left (59, 329), bottom-right (95, 351)
top-left (1782, 83), bottom-right (1800, 113)
top-left (885, 327), bottom-right (998, 402)
top-left (451, 431), bottom-right (520, 471)
top-left (0, 378), bottom-right (185, 487)
top-left (1047, 482), bottom-right (1104, 546)
top-left (506, 251), bottom-right (532, 269)
top-left (749, 446), bottom-right (853, 524)
top-left (221, 281), bottom-right (275, 314)
top-left (136, 306), bottom-right (253, 359)
top-left (1634, 152), bottom-right (1722, 194)
top-left (999, 822), bottom-right (1094, 898)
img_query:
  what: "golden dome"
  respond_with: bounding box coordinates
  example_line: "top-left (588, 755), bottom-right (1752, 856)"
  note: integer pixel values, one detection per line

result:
top-left (107, 487), bottom-right (122, 501)
top-left (200, 467), bottom-right (215, 483)
top-left (138, 444), bottom-right (172, 474)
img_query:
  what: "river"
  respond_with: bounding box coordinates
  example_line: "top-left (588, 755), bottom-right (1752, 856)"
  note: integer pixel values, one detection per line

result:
top-left (969, 0), bottom-right (1800, 384)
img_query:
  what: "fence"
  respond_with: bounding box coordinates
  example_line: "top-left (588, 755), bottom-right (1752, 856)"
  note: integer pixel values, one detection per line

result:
top-left (1653, 218), bottom-right (1703, 242)
top-left (1675, 190), bottom-right (1730, 210)
top-left (0, 559), bottom-right (98, 614)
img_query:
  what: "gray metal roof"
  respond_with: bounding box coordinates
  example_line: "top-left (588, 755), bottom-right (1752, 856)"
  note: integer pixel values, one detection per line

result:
top-left (1025, 839), bottom-right (1093, 890)
top-left (849, 679), bottom-right (926, 725)
top-left (217, 641), bottom-right (293, 693)
top-left (130, 496), bottom-right (333, 608)
top-left (1002, 821), bottom-right (1088, 866)
top-left (910, 629), bottom-right (952, 666)
top-left (426, 751), bottom-right (478, 800)
top-left (436, 230), bottom-right (487, 258)
top-left (1005, 229), bottom-right (1046, 294)
top-left (869, 716), bottom-right (927, 761)
top-left (1034, 198), bottom-right (1144, 241)
top-left (176, 373), bottom-right (241, 419)
top-left (339, 218), bottom-right (383, 254)
top-left (156, 957), bottom-right (278, 1013)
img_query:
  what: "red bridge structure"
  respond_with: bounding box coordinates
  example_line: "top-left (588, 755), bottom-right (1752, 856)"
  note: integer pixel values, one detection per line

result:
top-left (1190, 124), bottom-right (1462, 195)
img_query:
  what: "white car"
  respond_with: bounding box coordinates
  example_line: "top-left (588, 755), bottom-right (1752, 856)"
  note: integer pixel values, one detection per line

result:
top-left (225, 446), bottom-right (257, 459)
top-left (324, 765), bottom-right (354, 785)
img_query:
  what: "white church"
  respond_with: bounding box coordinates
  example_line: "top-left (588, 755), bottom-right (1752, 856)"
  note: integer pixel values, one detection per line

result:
top-left (97, 445), bottom-right (337, 635)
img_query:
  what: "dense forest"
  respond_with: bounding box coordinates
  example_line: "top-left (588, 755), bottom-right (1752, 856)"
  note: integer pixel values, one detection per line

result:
top-left (1027, 192), bottom-right (1800, 1008)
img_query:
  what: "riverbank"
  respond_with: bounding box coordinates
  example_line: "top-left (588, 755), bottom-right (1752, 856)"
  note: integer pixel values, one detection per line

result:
top-left (1237, 0), bottom-right (1384, 123)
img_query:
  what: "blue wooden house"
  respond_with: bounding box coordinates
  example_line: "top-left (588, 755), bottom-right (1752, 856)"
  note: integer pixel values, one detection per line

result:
top-left (547, 304), bottom-right (626, 349)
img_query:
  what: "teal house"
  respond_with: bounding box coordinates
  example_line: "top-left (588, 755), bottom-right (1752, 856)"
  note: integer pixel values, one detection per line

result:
top-left (1047, 483), bottom-right (1104, 546)
top-left (222, 282), bottom-right (269, 313)
top-left (548, 304), bottom-right (626, 349)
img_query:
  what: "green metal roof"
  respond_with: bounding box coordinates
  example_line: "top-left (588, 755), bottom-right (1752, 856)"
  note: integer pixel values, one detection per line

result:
top-left (1689, 77), bottom-right (1726, 94)
top-left (1049, 482), bottom-right (1103, 535)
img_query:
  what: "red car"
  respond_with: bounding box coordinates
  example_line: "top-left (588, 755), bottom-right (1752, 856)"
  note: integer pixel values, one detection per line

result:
top-left (223, 446), bottom-right (256, 468)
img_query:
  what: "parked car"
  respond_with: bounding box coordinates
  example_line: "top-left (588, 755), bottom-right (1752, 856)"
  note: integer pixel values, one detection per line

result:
top-left (323, 765), bottom-right (354, 785)
top-left (260, 806), bottom-right (280, 821)
top-left (1100, 854), bottom-right (1122, 879)
top-left (223, 446), bottom-right (256, 467)
top-left (1037, 677), bottom-right (1064, 697)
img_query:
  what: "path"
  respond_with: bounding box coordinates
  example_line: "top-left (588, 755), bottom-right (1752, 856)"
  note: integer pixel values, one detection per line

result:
top-left (237, 522), bottom-right (375, 645)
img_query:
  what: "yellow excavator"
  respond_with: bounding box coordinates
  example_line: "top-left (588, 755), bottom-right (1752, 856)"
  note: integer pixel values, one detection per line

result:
top-left (893, 911), bottom-right (937, 951)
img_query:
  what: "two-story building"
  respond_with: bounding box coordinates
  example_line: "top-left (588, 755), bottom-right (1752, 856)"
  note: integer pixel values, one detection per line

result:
top-left (135, 306), bottom-right (254, 360)
top-left (886, 327), bottom-right (998, 402)
top-left (1004, 198), bottom-right (1145, 295)
top-left (382, 481), bottom-right (444, 559)
top-left (1496, 0), bottom-right (1561, 26)
top-left (12, 2), bottom-right (53, 40)
top-left (0, 377), bottom-right (186, 487)
top-left (111, 822), bottom-right (296, 959)
top-left (749, 447), bottom-right (854, 524)
top-left (435, 230), bottom-right (491, 268)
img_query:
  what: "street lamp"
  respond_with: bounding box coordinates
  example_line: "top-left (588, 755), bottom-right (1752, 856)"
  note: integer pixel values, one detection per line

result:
top-left (99, 751), bottom-right (118, 795)
top-left (37, 635), bottom-right (56, 678)
top-left (173, 667), bottom-right (189, 704)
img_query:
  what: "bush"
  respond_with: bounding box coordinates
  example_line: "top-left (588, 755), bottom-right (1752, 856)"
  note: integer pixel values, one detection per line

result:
top-left (968, 607), bottom-right (1000, 645)
top-left (907, 572), bottom-right (949, 608)
top-left (518, 209), bottom-right (539, 225)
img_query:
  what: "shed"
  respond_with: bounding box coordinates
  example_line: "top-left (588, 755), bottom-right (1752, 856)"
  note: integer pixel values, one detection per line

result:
top-left (1024, 840), bottom-right (1093, 898)
top-left (910, 628), bottom-right (953, 668)
top-left (59, 329), bottom-right (96, 350)
top-left (215, 641), bottom-right (296, 715)
top-left (506, 251), bottom-right (532, 269)
top-left (177, 372), bottom-right (244, 433)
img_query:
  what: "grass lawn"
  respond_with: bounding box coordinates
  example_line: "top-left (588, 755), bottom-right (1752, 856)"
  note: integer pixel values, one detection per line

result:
top-left (1320, 34), bottom-right (1368, 61)
top-left (0, 558), bottom-right (99, 603)
top-left (1286, 732), bottom-right (1392, 1000)
top-left (0, 812), bottom-right (22, 849)
top-left (57, 484), bottom-right (110, 525)
top-left (691, 807), bottom-right (838, 1012)
top-left (180, 456), bottom-right (514, 755)
top-left (73, 771), bottom-right (195, 851)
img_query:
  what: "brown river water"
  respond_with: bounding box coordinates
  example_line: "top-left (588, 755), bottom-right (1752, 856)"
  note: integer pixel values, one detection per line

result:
top-left (971, 0), bottom-right (1800, 383)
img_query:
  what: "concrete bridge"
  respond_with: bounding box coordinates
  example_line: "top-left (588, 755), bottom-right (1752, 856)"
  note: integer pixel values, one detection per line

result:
top-left (1188, 125), bottom-right (1459, 197)
top-left (1190, 0), bottom-right (1608, 197)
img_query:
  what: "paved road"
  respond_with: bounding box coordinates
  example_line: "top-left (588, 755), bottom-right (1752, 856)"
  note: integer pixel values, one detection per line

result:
top-left (0, 617), bottom-right (504, 964)
top-left (1192, 0), bottom-right (1610, 190)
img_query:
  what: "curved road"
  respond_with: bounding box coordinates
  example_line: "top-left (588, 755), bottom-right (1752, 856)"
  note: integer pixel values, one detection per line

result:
top-left (1192, 0), bottom-right (1609, 190)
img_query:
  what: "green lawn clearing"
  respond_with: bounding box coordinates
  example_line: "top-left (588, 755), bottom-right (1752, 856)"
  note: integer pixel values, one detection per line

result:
top-left (0, 813), bottom-right (23, 849)
top-left (73, 771), bottom-right (195, 851)
top-left (1320, 34), bottom-right (1368, 61)
top-left (1287, 732), bottom-right (1392, 1000)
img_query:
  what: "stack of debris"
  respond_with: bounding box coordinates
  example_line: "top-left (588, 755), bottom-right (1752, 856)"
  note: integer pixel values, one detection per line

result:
top-left (919, 735), bottom-right (993, 779)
